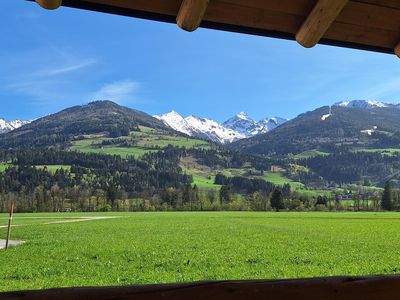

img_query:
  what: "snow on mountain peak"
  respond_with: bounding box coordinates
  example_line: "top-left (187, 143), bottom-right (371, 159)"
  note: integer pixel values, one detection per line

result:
top-left (334, 100), bottom-right (389, 109)
top-left (237, 112), bottom-right (251, 120)
top-left (156, 110), bottom-right (288, 144)
top-left (154, 111), bottom-right (245, 144)
top-left (0, 118), bottom-right (30, 134)
top-left (154, 111), bottom-right (193, 136)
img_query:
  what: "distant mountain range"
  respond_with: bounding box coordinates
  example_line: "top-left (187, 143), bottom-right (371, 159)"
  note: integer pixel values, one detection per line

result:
top-left (154, 111), bottom-right (288, 144)
top-left (2, 99), bottom-right (400, 151)
top-left (334, 100), bottom-right (394, 109)
top-left (0, 118), bottom-right (30, 134)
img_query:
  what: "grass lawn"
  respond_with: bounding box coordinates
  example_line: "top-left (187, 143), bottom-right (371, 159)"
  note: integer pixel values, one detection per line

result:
top-left (2, 212), bottom-right (400, 292)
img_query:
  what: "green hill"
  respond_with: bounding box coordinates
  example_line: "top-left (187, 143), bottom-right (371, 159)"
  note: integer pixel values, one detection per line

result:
top-left (0, 100), bottom-right (170, 149)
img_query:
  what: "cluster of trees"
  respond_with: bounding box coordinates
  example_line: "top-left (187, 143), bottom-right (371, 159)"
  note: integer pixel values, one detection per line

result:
top-left (0, 146), bottom-right (394, 213)
top-left (297, 150), bottom-right (400, 186)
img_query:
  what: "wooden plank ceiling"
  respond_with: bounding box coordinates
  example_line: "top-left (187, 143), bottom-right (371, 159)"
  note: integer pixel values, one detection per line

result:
top-left (31, 0), bottom-right (400, 57)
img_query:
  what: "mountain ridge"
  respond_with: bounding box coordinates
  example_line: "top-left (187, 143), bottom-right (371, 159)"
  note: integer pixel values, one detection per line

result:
top-left (229, 100), bottom-right (400, 155)
top-left (155, 111), bottom-right (288, 144)
top-left (0, 118), bottom-right (31, 134)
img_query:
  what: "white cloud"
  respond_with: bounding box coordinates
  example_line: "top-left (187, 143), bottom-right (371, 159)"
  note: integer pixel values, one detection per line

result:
top-left (36, 59), bottom-right (97, 77)
top-left (92, 80), bottom-right (141, 104)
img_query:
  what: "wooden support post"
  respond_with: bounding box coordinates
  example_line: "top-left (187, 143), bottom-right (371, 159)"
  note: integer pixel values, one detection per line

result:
top-left (35, 0), bottom-right (62, 10)
top-left (395, 42), bottom-right (400, 58)
top-left (5, 201), bottom-right (14, 250)
top-left (296, 0), bottom-right (349, 48)
top-left (176, 0), bottom-right (210, 32)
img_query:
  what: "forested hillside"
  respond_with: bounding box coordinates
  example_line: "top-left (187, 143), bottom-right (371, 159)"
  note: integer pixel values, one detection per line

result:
top-left (230, 105), bottom-right (400, 155)
top-left (0, 101), bottom-right (169, 149)
top-left (0, 100), bottom-right (399, 213)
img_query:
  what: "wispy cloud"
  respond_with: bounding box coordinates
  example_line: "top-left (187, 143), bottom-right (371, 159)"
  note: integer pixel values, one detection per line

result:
top-left (1, 46), bottom-right (99, 113)
top-left (35, 58), bottom-right (97, 77)
top-left (362, 77), bottom-right (400, 101)
top-left (92, 80), bottom-right (141, 104)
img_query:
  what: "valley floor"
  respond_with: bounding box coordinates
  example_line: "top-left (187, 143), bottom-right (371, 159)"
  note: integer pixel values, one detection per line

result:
top-left (1, 212), bottom-right (400, 292)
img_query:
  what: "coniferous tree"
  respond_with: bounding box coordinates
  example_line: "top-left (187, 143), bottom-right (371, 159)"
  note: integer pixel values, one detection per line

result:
top-left (381, 181), bottom-right (393, 211)
top-left (270, 188), bottom-right (285, 211)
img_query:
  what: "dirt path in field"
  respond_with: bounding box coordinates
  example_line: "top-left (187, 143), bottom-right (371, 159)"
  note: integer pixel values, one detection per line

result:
top-left (0, 239), bottom-right (25, 249)
top-left (0, 216), bottom-right (119, 229)
top-left (0, 216), bottom-right (118, 249)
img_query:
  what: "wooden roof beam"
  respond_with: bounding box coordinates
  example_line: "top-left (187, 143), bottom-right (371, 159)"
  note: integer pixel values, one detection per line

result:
top-left (35, 0), bottom-right (62, 10)
top-left (176, 0), bottom-right (210, 32)
top-left (296, 0), bottom-right (349, 48)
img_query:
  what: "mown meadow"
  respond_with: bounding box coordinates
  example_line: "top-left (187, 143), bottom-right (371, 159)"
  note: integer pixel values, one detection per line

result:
top-left (1, 212), bottom-right (400, 292)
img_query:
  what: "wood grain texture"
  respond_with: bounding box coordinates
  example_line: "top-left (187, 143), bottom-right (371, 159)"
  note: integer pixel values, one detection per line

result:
top-left (35, 0), bottom-right (62, 9)
top-left (3, 276), bottom-right (400, 300)
top-left (296, 0), bottom-right (350, 48)
top-left (177, 0), bottom-right (210, 31)
top-left (395, 42), bottom-right (400, 57)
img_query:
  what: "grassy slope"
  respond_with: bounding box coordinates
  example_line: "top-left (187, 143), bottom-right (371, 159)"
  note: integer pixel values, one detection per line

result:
top-left (2, 212), bottom-right (400, 291)
top-left (293, 150), bottom-right (330, 160)
top-left (353, 148), bottom-right (400, 156)
top-left (260, 172), bottom-right (304, 189)
top-left (70, 126), bottom-right (210, 158)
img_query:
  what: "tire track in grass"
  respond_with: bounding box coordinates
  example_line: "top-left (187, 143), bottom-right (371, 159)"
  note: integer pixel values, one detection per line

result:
top-left (0, 216), bottom-right (119, 229)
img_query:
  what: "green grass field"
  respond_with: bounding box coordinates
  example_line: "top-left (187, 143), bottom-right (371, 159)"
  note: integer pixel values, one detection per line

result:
top-left (353, 148), bottom-right (400, 156)
top-left (294, 150), bottom-right (330, 160)
top-left (1, 212), bottom-right (400, 292)
top-left (260, 172), bottom-right (305, 189)
top-left (70, 127), bottom-right (210, 158)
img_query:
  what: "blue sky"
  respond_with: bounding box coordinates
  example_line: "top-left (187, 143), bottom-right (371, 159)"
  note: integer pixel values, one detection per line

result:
top-left (1, 1), bottom-right (400, 122)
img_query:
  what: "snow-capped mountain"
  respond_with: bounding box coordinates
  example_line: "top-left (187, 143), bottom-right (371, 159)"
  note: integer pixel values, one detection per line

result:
top-left (154, 111), bottom-right (287, 144)
top-left (334, 100), bottom-right (391, 109)
top-left (0, 118), bottom-right (30, 134)
top-left (155, 112), bottom-right (245, 143)
top-left (222, 113), bottom-right (288, 137)
top-left (153, 111), bottom-right (193, 136)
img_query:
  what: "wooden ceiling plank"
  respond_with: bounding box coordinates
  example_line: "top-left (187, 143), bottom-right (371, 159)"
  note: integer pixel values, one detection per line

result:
top-left (352, 0), bottom-right (400, 10)
top-left (296, 0), bottom-right (350, 48)
top-left (35, 0), bottom-right (62, 9)
top-left (339, 1), bottom-right (400, 32)
top-left (205, 1), bottom-right (304, 34)
top-left (326, 21), bottom-right (399, 48)
top-left (217, 0), bottom-right (316, 17)
top-left (176, 0), bottom-right (210, 32)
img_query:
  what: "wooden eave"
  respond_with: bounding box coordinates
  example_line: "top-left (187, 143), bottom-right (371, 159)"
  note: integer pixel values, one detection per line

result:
top-left (29, 0), bottom-right (400, 56)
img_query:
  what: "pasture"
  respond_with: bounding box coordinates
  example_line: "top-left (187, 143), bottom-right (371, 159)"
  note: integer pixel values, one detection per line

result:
top-left (70, 126), bottom-right (210, 158)
top-left (1, 212), bottom-right (400, 292)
